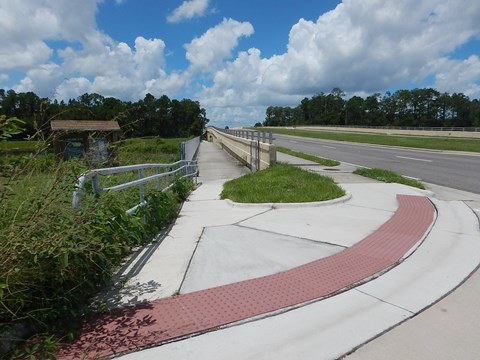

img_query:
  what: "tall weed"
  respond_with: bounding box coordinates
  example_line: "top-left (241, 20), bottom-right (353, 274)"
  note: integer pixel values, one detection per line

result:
top-left (0, 137), bottom-right (194, 357)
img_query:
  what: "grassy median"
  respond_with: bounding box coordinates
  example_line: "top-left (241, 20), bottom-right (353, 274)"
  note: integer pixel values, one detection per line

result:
top-left (261, 128), bottom-right (480, 153)
top-left (276, 146), bottom-right (340, 166)
top-left (221, 163), bottom-right (345, 203)
top-left (354, 167), bottom-right (425, 189)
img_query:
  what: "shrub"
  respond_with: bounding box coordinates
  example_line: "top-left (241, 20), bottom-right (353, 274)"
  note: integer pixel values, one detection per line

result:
top-left (0, 139), bottom-right (194, 356)
top-left (172, 177), bottom-right (194, 202)
top-left (0, 161), bottom-right (142, 331)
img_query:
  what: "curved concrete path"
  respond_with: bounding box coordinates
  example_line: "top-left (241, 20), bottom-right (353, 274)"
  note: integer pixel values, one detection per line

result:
top-left (57, 195), bottom-right (434, 359)
top-left (57, 142), bottom-right (480, 359)
top-left (118, 192), bottom-right (479, 360)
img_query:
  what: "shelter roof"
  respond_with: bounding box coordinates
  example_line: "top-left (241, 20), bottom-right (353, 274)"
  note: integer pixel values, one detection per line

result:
top-left (50, 120), bottom-right (120, 132)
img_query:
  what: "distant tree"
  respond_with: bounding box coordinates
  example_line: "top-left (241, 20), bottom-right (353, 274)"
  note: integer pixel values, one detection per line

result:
top-left (264, 88), bottom-right (479, 129)
top-left (264, 106), bottom-right (286, 126)
top-left (363, 93), bottom-right (384, 126)
top-left (291, 106), bottom-right (304, 125)
top-left (346, 96), bottom-right (364, 126)
top-left (449, 93), bottom-right (472, 127)
top-left (470, 99), bottom-right (480, 127)
top-left (381, 91), bottom-right (397, 126)
top-left (0, 89), bottom-right (209, 139)
top-left (300, 97), bottom-right (311, 124)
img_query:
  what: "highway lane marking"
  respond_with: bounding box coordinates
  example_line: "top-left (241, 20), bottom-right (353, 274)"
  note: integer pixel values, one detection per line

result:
top-left (289, 140), bottom-right (298, 143)
top-left (323, 145), bottom-right (337, 149)
top-left (404, 175), bottom-right (422, 181)
top-left (396, 156), bottom-right (432, 163)
top-left (275, 134), bottom-right (480, 156)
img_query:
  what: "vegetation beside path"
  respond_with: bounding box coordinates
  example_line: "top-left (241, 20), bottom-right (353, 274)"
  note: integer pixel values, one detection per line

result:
top-left (0, 137), bottom-right (192, 358)
top-left (221, 163), bottom-right (345, 203)
top-left (276, 146), bottom-right (340, 166)
top-left (261, 127), bottom-right (480, 153)
top-left (354, 167), bottom-right (425, 189)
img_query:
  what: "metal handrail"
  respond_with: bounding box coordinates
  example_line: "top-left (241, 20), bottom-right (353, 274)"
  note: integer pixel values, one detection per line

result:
top-left (215, 127), bottom-right (273, 144)
top-left (73, 160), bottom-right (198, 213)
top-left (180, 136), bottom-right (201, 161)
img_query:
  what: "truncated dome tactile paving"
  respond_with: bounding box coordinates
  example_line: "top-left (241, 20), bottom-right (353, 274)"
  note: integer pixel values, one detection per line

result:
top-left (57, 195), bottom-right (435, 359)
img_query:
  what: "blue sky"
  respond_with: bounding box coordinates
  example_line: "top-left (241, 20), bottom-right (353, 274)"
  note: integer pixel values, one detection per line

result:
top-left (1, 0), bottom-right (479, 126)
top-left (96, 1), bottom-right (338, 56)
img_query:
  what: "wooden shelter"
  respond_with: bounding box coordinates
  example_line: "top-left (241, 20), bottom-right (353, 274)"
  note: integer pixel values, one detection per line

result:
top-left (50, 120), bottom-right (121, 164)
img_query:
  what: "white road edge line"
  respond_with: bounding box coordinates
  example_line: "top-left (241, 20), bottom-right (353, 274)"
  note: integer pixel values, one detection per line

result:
top-left (396, 155), bottom-right (432, 163)
top-left (404, 175), bottom-right (422, 181)
top-left (323, 145), bottom-right (337, 149)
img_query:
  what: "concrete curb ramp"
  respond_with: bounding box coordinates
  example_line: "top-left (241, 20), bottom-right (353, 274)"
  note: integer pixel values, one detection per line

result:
top-left (57, 195), bottom-right (434, 359)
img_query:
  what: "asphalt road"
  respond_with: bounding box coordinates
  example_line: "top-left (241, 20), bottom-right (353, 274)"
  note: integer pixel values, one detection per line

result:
top-left (274, 133), bottom-right (480, 195)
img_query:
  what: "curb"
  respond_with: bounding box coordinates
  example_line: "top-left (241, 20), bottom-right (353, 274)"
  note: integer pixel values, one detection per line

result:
top-left (224, 191), bottom-right (352, 209)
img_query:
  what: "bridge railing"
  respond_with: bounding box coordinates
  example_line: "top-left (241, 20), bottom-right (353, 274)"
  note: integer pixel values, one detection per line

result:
top-left (220, 128), bottom-right (273, 144)
top-left (205, 127), bottom-right (276, 171)
top-left (72, 160), bottom-right (198, 214)
top-left (180, 136), bottom-right (201, 161)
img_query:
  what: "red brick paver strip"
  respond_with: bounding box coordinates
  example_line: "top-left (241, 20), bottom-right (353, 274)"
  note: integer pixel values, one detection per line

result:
top-left (58, 195), bottom-right (435, 359)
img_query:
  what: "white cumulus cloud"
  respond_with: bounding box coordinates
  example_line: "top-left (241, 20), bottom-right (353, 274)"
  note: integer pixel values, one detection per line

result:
top-left (55, 77), bottom-right (93, 101)
top-left (54, 36), bottom-right (172, 100)
top-left (195, 0), bottom-right (480, 126)
top-left (0, 0), bottom-right (101, 72)
top-left (259, 0), bottom-right (480, 95)
top-left (184, 18), bottom-right (254, 73)
top-left (14, 63), bottom-right (62, 96)
top-left (432, 56), bottom-right (480, 98)
top-left (167, 0), bottom-right (210, 23)
top-left (2, 0), bottom-right (480, 127)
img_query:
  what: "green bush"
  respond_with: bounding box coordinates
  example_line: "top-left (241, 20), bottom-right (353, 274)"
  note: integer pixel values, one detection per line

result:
top-left (0, 173), bottom-right (191, 333)
top-left (137, 191), bottom-right (179, 240)
top-left (172, 177), bottom-right (194, 202)
top-left (0, 139), bottom-right (195, 356)
top-left (0, 162), bottom-right (142, 331)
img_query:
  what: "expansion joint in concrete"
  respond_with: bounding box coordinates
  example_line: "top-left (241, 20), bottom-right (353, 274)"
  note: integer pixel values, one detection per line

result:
top-left (178, 227), bottom-right (206, 294)
top-left (355, 289), bottom-right (415, 315)
top-left (234, 223), bottom-right (348, 249)
top-left (347, 204), bottom-right (396, 214)
top-left (231, 208), bottom-right (274, 225)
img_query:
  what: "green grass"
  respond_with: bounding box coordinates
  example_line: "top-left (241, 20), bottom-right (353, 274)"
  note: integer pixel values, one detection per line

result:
top-left (116, 137), bottom-right (185, 164)
top-left (221, 163), bottom-right (345, 203)
top-left (0, 140), bottom-right (45, 153)
top-left (354, 167), bottom-right (425, 189)
top-left (260, 127), bottom-right (480, 153)
top-left (277, 146), bottom-right (340, 166)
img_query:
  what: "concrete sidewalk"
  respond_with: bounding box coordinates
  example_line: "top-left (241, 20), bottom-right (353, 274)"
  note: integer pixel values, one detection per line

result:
top-left (63, 141), bottom-right (480, 359)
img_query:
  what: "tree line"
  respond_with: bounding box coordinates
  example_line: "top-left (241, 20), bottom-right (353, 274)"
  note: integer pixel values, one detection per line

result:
top-left (0, 89), bottom-right (209, 139)
top-left (263, 88), bottom-right (480, 128)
